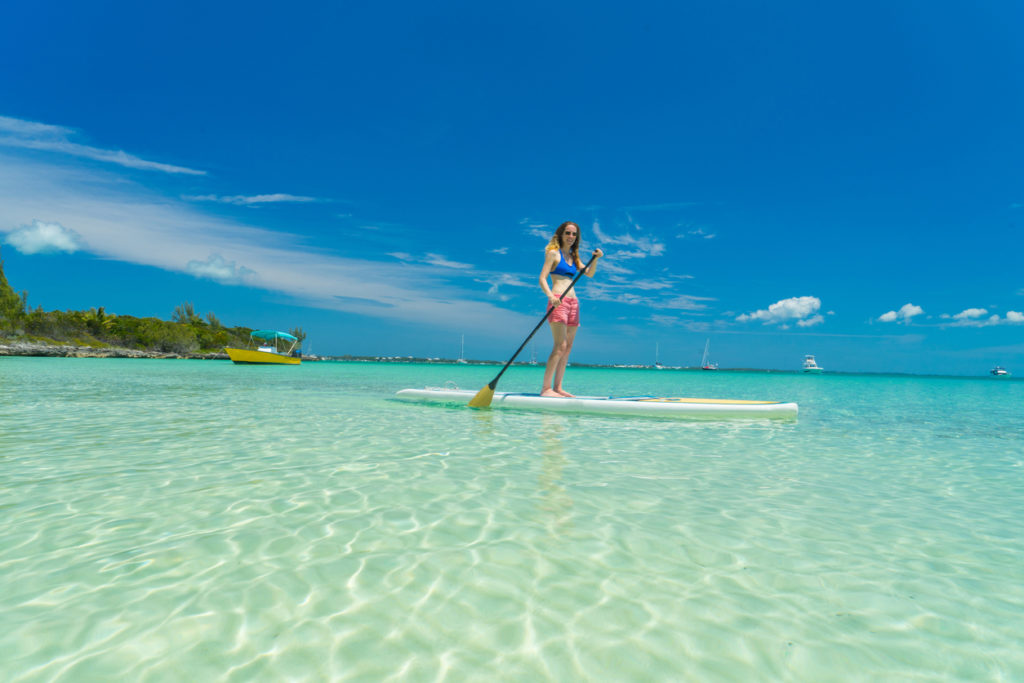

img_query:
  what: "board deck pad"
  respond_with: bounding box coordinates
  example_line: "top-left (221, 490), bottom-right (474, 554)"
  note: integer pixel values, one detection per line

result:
top-left (395, 388), bottom-right (798, 419)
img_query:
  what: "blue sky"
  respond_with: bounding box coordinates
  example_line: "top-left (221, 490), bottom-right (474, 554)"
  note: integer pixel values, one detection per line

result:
top-left (1, 0), bottom-right (1022, 374)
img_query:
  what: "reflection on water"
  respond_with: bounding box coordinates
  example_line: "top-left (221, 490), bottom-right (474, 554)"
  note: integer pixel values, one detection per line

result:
top-left (538, 415), bottom-right (573, 536)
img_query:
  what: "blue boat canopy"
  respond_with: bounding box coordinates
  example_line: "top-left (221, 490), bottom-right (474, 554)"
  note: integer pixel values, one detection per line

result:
top-left (250, 330), bottom-right (298, 342)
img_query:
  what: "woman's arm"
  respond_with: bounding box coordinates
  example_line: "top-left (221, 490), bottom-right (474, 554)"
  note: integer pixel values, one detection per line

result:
top-left (584, 248), bottom-right (604, 277)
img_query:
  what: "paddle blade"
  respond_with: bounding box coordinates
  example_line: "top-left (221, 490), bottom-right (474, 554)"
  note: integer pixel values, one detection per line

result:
top-left (468, 385), bottom-right (494, 408)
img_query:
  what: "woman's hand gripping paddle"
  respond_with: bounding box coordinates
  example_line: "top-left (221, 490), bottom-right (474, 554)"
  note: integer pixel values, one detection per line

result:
top-left (468, 253), bottom-right (599, 408)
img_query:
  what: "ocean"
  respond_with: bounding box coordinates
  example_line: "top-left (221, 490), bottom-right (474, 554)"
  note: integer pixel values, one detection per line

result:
top-left (2, 357), bottom-right (1022, 680)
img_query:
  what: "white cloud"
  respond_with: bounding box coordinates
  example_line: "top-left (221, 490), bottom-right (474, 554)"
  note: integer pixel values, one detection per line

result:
top-left (490, 247), bottom-right (508, 255)
top-left (953, 308), bottom-right (987, 320)
top-left (0, 115), bottom-right (205, 175)
top-left (797, 314), bottom-right (825, 327)
top-left (737, 296), bottom-right (822, 326)
top-left (185, 254), bottom-right (257, 284)
top-left (942, 308), bottom-right (1024, 327)
top-left (185, 193), bottom-right (317, 205)
top-left (4, 219), bottom-right (83, 254)
top-left (878, 303), bottom-right (924, 323)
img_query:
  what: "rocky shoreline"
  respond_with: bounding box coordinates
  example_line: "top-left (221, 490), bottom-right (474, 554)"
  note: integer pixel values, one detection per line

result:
top-left (0, 340), bottom-right (229, 360)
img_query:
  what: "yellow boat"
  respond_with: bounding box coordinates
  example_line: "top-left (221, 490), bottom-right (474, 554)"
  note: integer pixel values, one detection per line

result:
top-left (225, 330), bottom-right (302, 365)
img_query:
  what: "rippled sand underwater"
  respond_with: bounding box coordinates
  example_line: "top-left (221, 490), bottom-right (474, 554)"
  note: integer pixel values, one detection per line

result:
top-left (2, 358), bottom-right (1023, 680)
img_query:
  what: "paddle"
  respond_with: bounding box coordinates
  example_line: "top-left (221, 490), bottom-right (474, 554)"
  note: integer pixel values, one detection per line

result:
top-left (468, 252), bottom-right (599, 408)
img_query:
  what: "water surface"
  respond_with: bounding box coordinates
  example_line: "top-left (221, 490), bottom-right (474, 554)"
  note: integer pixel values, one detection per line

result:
top-left (2, 358), bottom-right (1022, 680)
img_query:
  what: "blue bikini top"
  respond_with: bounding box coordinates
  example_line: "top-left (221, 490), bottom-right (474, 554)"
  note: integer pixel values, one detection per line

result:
top-left (551, 251), bottom-right (578, 278)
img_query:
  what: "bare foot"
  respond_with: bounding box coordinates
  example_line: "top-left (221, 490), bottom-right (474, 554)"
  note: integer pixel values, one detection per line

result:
top-left (554, 388), bottom-right (575, 397)
top-left (540, 389), bottom-right (561, 397)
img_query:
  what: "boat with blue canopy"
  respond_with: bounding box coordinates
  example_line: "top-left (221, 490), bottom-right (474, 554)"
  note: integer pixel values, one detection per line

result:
top-left (225, 330), bottom-right (301, 365)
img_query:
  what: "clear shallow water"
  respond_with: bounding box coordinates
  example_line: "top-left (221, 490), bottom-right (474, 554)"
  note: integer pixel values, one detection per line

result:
top-left (2, 358), bottom-right (1023, 680)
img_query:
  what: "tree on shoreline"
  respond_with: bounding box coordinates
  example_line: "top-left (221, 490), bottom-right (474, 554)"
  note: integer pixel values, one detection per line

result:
top-left (0, 247), bottom-right (254, 353)
top-left (0, 249), bottom-right (28, 334)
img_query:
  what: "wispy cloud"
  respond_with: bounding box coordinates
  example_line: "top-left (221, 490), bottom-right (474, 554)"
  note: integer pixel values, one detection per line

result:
top-left (184, 193), bottom-right (318, 205)
top-left (4, 219), bottom-right (84, 254)
top-left (0, 115), bottom-right (205, 175)
top-left (590, 219), bottom-right (665, 259)
top-left (623, 202), bottom-right (700, 211)
top-left (387, 252), bottom-right (473, 269)
top-left (423, 253), bottom-right (472, 269)
top-left (0, 152), bottom-right (536, 334)
top-left (480, 273), bottom-right (532, 301)
top-left (878, 302), bottom-right (924, 324)
top-left (676, 226), bottom-right (716, 240)
top-left (604, 276), bottom-right (673, 291)
top-left (737, 296), bottom-right (824, 328)
top-left (588, 283), bottom-right (714, 310)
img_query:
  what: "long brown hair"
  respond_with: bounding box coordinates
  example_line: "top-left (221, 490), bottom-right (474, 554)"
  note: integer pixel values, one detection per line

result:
top-left (545, 221), bottom-right (582, 269)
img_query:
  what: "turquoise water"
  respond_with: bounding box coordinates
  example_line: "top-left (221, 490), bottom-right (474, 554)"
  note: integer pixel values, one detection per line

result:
top-left (2, 358), bottom-right (1023, 681)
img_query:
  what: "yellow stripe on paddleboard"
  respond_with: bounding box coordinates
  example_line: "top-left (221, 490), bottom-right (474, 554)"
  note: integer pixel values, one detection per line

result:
top-left (636, 397), bottom-right (782, 405)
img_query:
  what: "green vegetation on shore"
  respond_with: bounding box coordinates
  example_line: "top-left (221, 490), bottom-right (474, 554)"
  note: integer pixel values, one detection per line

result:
top-left (0, 248), bottom-right (258, 354)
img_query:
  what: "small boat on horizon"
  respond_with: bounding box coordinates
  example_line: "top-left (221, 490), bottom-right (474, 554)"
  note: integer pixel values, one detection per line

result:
top-left (701, 339), bottom-right (718, 370)
top-left (990, 366), bottom-right (1010, 377)
top-left (457, 334), bottom-right (468, 364)
top-left (225, 330), bottom-right (302, 365)
top-left (802, 354), bottom-right (823, 373)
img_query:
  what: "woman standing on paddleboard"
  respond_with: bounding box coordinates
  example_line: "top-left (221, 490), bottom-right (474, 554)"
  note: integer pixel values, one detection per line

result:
top-left (539, 221), bottom-right (603, 397)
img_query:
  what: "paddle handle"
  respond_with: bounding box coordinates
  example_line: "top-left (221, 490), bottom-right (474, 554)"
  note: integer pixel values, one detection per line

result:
top-left (488, 252), bottom-right (599, 389)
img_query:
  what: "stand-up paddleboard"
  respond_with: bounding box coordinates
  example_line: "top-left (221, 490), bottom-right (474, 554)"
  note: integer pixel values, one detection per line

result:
top-left (396, 388), bottom-right (798, 420)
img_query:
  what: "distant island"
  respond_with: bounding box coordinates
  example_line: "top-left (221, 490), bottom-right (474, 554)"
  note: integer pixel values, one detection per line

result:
top-left (0, 246), bottom-right (304, 359)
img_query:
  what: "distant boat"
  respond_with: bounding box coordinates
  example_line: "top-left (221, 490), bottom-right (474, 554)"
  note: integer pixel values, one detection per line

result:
top-left (226, 330), bottom-right (301, 365)
top-left (701, 339), bottom-right (718, 370)
top-left (457, 335), bottom-right (468, 364)
top-left (990, 366), bottom-right (1010, 377)
top-left (802, 354), bottom-right (823, 373)
top-left (654, 342), bottom-right (664, 369)
top-left (529, 341), bottom-right (538, 365)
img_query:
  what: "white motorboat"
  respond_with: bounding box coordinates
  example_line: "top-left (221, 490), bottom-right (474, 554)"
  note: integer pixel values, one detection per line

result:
top-left (802, 355), bottom-right (823, 373)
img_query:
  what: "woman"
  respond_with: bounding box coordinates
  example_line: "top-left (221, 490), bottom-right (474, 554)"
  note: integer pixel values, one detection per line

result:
top-left (539, 221), bottom-right (603, 397)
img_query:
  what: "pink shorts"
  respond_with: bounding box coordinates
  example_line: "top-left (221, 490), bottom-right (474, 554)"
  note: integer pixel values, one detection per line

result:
top-left (548, 296), bottom-right (580, 326)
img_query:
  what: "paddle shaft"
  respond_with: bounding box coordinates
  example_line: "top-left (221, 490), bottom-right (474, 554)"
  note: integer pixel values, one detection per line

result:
top-left (486, 253), bottom-right (599, 390)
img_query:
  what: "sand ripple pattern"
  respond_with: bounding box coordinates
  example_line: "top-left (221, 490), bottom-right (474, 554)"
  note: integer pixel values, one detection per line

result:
top-left (2, 359), bottom-right (1023, 680)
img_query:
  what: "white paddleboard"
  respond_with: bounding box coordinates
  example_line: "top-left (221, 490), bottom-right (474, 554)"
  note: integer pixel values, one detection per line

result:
top-left (395, 388), bottom-right (798, 420)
